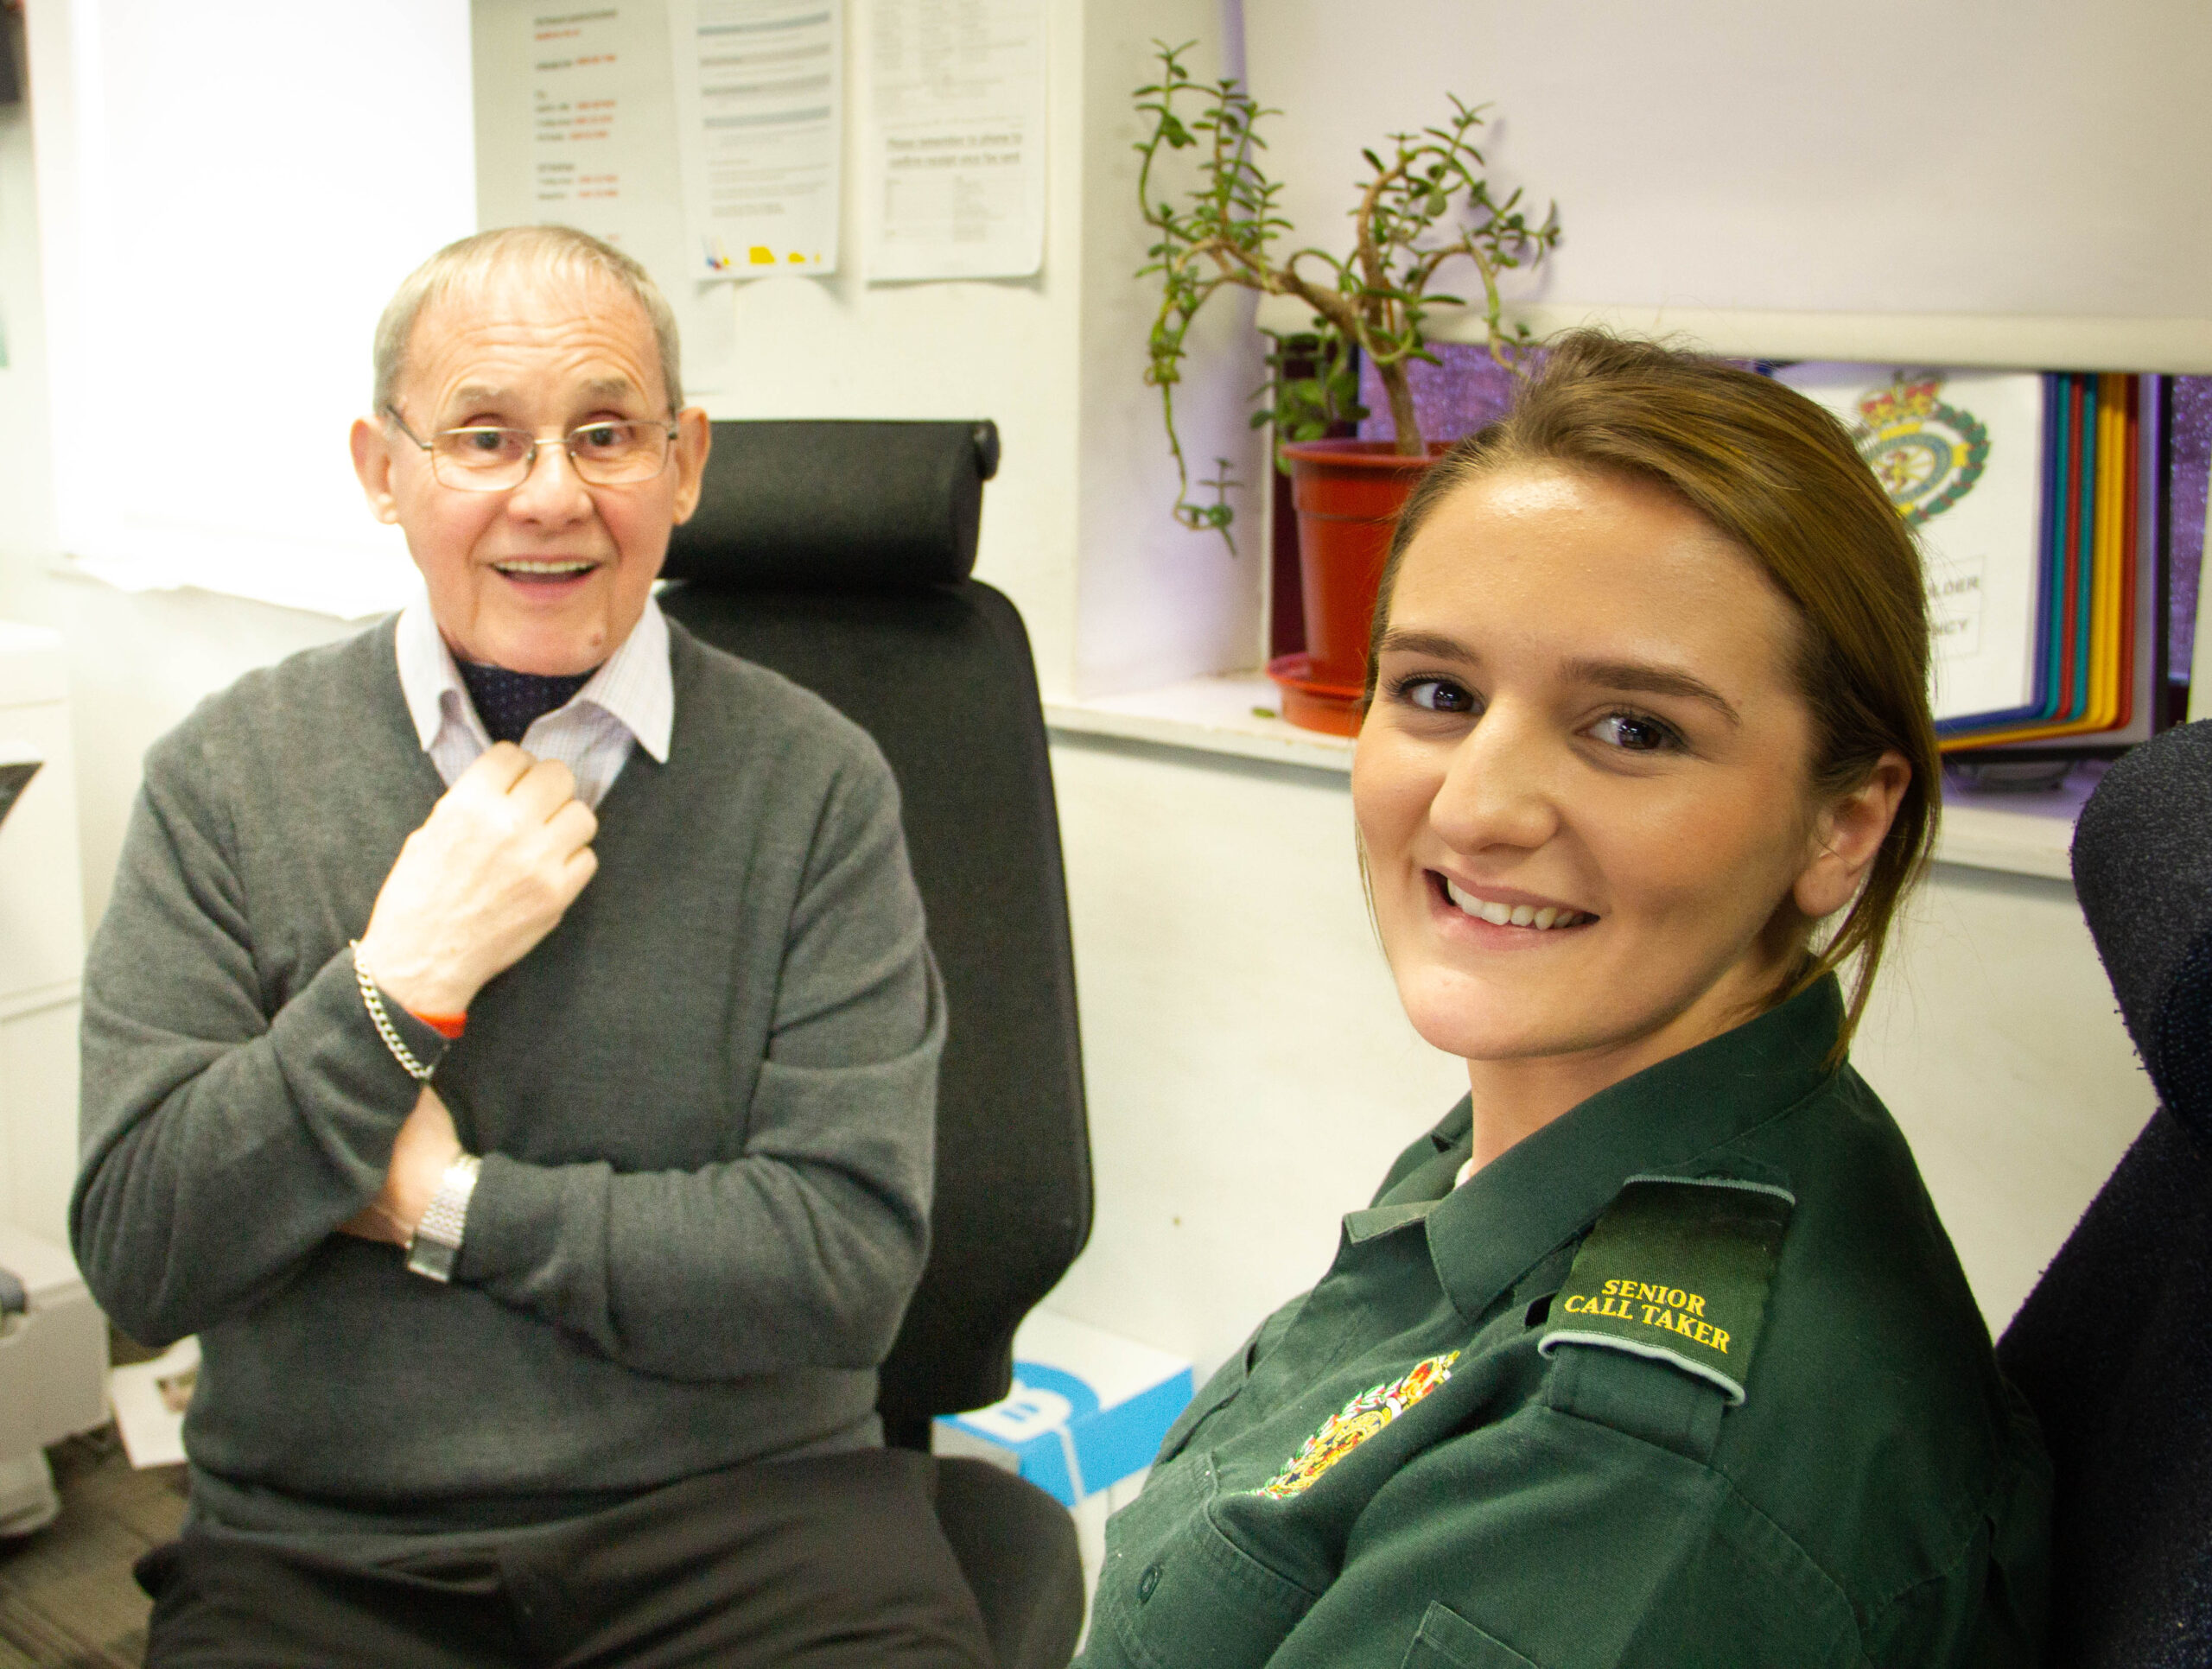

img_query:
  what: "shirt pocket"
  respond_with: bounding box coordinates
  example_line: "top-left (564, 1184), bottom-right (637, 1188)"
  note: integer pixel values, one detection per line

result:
top-left (1399, 1602), bottom-right (1545, 1669)
top-left (1106, 1451), bottom-right (1321, 1669)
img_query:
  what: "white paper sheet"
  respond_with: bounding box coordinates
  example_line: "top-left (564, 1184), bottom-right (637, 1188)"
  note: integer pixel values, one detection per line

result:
top-left (109, 1336), bottom-right (200, 1470)
top-left (497, 3), bottom-right (741, 397)
top-left (527, 7), bottom-right (663, 234)
top-left (861, 0), bottom-right (1046, 282)
top-left (1777, 365), bottom-right (2047, 722)
top-left (670, 0), bottom-right (844, 276)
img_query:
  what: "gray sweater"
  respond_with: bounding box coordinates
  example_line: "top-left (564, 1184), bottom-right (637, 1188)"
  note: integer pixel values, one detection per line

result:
top-left (73, 618), bottom-right (943, 1533)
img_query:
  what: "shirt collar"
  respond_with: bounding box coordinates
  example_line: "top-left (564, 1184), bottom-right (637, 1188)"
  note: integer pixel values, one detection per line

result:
top-left (394, 593), bottom-right (466, 752)
top-left (392, 591), bottom-right (674, 764)
top-left (1408, 976), bottom-right (1844, 1323)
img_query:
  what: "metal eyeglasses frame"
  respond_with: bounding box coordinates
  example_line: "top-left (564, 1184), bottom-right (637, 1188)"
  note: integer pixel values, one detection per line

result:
top-left (383, 405), bottom-right (680, 492)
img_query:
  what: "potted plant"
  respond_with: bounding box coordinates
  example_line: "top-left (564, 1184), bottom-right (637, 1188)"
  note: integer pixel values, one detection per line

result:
top-left (1136, 41), bottom-right (1560, 733)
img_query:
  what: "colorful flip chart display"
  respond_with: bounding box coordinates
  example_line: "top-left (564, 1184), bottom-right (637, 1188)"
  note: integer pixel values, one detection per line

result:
top-left (1780, 365), bottom-right (2168, 751)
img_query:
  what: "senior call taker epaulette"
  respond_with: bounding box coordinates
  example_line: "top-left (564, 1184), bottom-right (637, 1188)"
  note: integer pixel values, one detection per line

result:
top-left (1537, 1175), bottom-right (1795, 1405)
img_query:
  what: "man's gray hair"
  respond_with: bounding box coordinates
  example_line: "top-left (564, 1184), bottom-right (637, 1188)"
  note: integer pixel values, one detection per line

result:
top-left (372, 225), bottom-right (684, 416)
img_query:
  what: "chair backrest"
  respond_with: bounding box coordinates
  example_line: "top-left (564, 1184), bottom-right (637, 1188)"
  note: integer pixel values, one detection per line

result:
top-left (660, 419), bottom-right (1091, 1446)
top-left (1996, 722), bottom-right (2212, 1666)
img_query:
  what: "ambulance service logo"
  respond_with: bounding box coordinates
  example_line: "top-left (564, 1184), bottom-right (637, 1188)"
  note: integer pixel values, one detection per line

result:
top-left (1255, 1351), bottom-right (1459, 1500)
top-left (1852, 371), bottom-right (1990, 527)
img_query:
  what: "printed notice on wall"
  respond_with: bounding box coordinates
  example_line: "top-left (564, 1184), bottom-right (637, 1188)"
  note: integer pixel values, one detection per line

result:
top-left (503, 6), bottom-right (740, 394)
top-left (669, 0), bottom-right (844, 276)
top-left (529, 7), bottom-right (658, 239)
top-left (1777, 365), bottom-right (2046, 722)
top-left (862, 0), bottom-right (1046, 282)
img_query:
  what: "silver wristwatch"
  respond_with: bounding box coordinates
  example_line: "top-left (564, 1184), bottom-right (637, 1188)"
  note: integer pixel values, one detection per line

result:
top-left (405, 1154), bottom-right (483, 1283)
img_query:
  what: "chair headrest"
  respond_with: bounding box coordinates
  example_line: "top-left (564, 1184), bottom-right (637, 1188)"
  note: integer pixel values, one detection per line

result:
top-left (662, 418), bottom-right (999, 592)
top-left (2073, 721), bottom-right (2212, 1143)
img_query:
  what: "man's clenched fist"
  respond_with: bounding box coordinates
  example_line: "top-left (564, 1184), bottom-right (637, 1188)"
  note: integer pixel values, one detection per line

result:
top-left (355, 744), bottom-right (598, 1018)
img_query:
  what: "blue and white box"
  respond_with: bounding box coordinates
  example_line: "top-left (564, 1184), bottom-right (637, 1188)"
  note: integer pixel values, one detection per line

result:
top-left (932, 1310), bottom-right (1193, 1507)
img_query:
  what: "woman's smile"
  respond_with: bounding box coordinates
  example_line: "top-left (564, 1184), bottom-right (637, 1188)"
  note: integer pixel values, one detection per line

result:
top-left (1427, 873), bottom-right (1598, 935)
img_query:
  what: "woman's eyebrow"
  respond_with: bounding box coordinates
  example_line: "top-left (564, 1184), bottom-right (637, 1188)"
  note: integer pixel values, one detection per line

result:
top-left (1376, 627), bottom-right (1476, 663)
top-left (1564, 658), bottom-right (1742, 726)
top-left (1376, 631), bottom-right (1745, 726)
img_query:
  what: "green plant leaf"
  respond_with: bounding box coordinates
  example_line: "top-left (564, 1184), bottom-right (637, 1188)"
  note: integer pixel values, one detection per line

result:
top-left (1135, 48), bottom-right (1558, 541)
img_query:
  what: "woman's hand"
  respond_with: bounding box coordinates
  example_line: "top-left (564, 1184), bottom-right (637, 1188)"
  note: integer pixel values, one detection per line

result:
top-left (338, 1085), bottom-right (465, 1246)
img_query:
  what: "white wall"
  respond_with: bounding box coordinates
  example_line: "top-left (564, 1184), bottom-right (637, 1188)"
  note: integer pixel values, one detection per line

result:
top-left (1853, 866), bottom-right (2153, 1324)
top-left (0, 54), bottom-right (364, 928)
top-left (1245, 0), bottom-right (2212, 330)
top-left (25, 0), bottom-right (471, 614)
top-left (1043, 739), bottom-right (1468, 1356)
top-left (0, 54), bottom-right (53, 562)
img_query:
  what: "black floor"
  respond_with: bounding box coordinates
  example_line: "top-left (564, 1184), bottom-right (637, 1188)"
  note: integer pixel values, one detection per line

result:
top-left (0, 1429), bottom-right (185, 1668)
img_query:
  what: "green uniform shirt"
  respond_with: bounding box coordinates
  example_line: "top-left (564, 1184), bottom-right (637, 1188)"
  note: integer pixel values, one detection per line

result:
top-left (1079, 980), bottom-right (2050, 1669)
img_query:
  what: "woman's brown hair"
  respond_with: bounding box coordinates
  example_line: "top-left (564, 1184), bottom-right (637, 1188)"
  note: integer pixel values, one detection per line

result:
top-left (1363, 328), bottom-right (1940, 1054)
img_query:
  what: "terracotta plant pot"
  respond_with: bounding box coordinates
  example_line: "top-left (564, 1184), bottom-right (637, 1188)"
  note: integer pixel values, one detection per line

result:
top-left (1268, 439), bottom-right (1445, 736)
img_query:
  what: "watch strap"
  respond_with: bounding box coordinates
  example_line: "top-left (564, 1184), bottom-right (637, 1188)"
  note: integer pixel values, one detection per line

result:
top-left (406, 1154), bottom-right (483, 1283)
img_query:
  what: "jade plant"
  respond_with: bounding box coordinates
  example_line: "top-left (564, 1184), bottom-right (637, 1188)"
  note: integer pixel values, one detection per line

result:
top-left (1135, 40), bottom-right (1560, 549)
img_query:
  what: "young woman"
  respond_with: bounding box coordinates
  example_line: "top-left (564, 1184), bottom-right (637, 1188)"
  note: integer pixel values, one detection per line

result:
top-left (1078, 333), bottom-right (2050, 1669)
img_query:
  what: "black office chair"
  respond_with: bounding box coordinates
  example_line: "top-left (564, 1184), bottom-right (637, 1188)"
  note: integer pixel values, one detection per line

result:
top-left (1996, 722), bottom-right (2212, 1667)
top-left (660, 419), bottom-right (1094, 1669)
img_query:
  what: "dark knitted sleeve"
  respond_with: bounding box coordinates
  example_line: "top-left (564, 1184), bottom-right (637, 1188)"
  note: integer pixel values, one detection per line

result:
top-left (452, 727), bottom-right (942, 1379)
top-left (72, 718), bottom-right (447, 1345)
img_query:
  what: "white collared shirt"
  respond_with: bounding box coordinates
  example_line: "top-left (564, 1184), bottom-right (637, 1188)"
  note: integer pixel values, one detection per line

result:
top-left (393, 593), bottom-right (674, 809)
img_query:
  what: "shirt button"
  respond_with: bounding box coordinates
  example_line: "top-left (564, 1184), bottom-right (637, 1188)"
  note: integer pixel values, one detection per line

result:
top-left (1138, 1561), bottom-right (1163, 1603)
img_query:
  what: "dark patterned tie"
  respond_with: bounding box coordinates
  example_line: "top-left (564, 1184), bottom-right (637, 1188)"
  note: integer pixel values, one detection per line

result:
top-left (455, 661), bottom-right (599, 746)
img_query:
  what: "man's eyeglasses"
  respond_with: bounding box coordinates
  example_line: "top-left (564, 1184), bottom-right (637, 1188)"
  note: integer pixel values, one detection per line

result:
top-left (385, 407), bottom-right (679, 492)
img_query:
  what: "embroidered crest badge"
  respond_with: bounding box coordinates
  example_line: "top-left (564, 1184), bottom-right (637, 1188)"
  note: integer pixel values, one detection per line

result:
top-left (1850, 370), bottom-right (1991, 526)
top-left (1255, 1351), bottom-right (1459, 1500)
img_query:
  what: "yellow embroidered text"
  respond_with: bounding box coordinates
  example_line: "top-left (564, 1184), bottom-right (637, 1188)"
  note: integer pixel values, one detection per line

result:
top-left (1560, 1279), bottom-right (1732, 1354)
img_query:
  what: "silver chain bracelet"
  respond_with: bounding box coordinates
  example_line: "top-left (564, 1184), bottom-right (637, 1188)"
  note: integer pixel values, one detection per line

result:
top-left (350, 941), bottom-right (435, 1082)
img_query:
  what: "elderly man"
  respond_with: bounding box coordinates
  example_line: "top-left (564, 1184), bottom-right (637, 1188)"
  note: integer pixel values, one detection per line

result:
top-left (73, 226), bottom-right (992, 1667)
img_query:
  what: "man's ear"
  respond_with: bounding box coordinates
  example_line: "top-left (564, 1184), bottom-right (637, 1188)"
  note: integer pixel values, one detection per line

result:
top-left (1794, 750), bottom-right (1911, 921)
top-left (351, 417), bottom-right (402, 525)
top-left (668, 407), bottom-right (712, 525)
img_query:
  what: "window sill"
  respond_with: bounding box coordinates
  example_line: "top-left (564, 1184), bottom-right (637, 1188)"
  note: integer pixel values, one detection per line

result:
top-left (1046, 673), bottom-right (2089, 884)
top-left (1046, 673), bottom-right (1354, 774)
